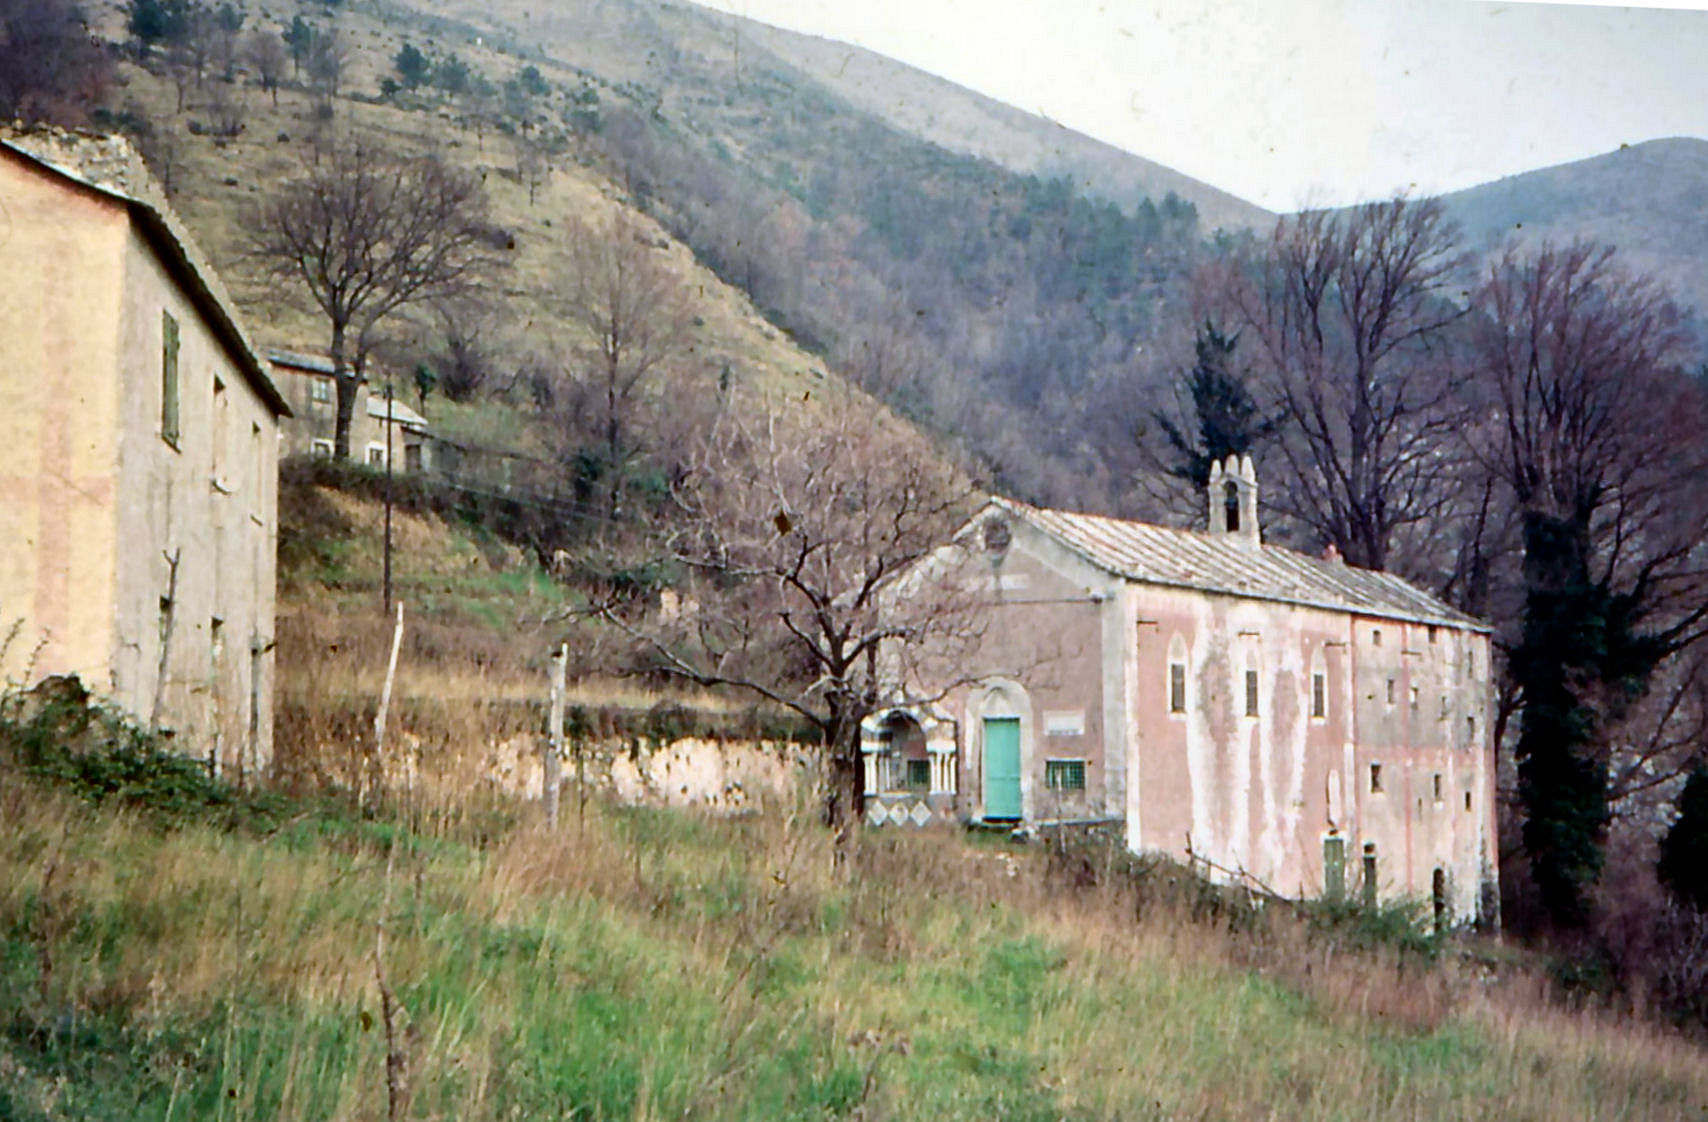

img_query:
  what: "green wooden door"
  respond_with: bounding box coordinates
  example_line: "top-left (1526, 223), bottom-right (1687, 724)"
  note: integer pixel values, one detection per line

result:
top-left (983, 717), bottom-right (1022, 820)
top-left (1323, 836), bottom-right (1346, 901)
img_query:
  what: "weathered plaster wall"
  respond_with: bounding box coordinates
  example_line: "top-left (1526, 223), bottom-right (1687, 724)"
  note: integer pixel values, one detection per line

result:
top-left (1124, 594), bottom-right (1496, 920)
top-left (1349, 619), bottom-right (1495, 920)
top-left (0, 149), bottom-right (278, 777)
top-left (938, 522), bottom-right (1124, 825)
top-left (0, 157), bottom-right (127, 692)
top-left (113, 223), bottom-right (279, 778)
top-left (1125, 585), bottom-right (1351, 896)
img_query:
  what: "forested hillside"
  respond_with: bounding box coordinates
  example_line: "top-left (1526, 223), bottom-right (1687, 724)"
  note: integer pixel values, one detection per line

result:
top-left (317, 0), bottom-right (1217, 512)
top-left (1439, 137), bottom-right (1708, 328)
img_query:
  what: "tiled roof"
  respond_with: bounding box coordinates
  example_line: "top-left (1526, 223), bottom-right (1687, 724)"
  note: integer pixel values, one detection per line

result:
top-left (267, 350), bottom-right (336, 375)
top-left (367, 396), bottom-right (428, 430)
top-left (992, 498), bottom-right (1487, 631)
top-left (1, 128), bottom-right (289, 418)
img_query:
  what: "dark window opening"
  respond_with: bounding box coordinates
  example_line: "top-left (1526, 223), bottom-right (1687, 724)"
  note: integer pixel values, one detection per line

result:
top-left (1244, 669), bottom-right (1259, 717)
top-left (1432, 773), bottom-right (1443, 802)
top-left (1169, 663), bottom-right (1187, 713)
top-left (1224, 481), bottom-right (1240, 532)
top-left (982, 517), bottom-right (1011, 555)
top-left (1385, 678), bottom-right (1396, 704)
top-left (1428, 625), bottom-right (1439, 644)
top-left (1464, 790), bottom-right (1473, 812)
top-left (1432, 868), bottom-right (1448, 932)
top-left (1311, 672), bottom-right (1326, 719)
top-left (905, 759), bottom-right (931, 791)
top-left (1372, 628), bottom-right (1382, 647)
top-left (1370, 764), bottom-right (1383, 793)
top-left (877, 711), bottom-right (928, 794)
top-left (1362, 843), bottom-right (1378, 907)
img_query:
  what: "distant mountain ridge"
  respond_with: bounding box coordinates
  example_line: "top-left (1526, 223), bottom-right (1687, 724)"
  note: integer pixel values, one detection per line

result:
top-left (728, 18), bottom-right (1274, 233)
top-left (1435, 137), bottom-right (1708, 317)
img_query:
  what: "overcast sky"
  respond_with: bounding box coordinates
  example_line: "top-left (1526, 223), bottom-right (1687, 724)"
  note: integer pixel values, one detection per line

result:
top-left (692, 0), bottom-right (1708, 211)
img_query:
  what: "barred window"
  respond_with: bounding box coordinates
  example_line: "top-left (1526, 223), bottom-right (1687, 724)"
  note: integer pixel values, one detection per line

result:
top-left (1045, 759), bottom-right (1086, 791)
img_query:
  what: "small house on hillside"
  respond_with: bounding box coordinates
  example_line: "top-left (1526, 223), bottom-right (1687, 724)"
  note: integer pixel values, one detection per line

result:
top-left (268, 350), bottom-right (431, 470)
top-left (0, 129), bottom-right (290, 780)
top-left (871, 457), bottom-right (1498, 925)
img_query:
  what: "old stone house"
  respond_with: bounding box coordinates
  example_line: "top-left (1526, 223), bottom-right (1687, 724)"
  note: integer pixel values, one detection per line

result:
top-left (870, 457), bottom-right (1498, 923)
top-left (267, 350), bottom-right (432, 470)
top-left (0, 129), bottom-right (289, 780)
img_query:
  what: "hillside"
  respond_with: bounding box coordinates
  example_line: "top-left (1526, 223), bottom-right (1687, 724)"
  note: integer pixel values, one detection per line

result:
top-left (287, 0), bottom-right (1219, 513)
top-left (1439, 137), bottom-right (1708, 318)
top-left (4, 706), bottom-right (1708, 1120)
top-left (730, 17), bottom-right (1273, 233)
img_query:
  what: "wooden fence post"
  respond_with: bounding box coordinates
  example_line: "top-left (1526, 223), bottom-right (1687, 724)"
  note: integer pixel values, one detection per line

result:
top-left (545, 642), bottom-right (566, 829)
top-left (369, 601), bottom-right (405, 814)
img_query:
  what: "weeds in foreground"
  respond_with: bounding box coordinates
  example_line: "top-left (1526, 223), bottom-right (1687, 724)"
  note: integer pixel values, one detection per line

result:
top-left (1, 688), bottom-right (1706, 1120)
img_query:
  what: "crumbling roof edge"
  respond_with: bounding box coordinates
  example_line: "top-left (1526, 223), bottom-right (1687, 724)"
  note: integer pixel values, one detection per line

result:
top-left (0, 131), bottom-right (291, 419)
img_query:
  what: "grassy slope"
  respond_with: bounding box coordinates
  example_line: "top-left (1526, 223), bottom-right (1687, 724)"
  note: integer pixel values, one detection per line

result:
top-left (3, 760), bottom-right (1707, 1122)
top-left (114, 20), bottom-right (846, 424)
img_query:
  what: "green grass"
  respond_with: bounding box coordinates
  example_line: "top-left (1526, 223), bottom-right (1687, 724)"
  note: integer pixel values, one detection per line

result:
top-left (3, 702), bottom-right (1707, 1120)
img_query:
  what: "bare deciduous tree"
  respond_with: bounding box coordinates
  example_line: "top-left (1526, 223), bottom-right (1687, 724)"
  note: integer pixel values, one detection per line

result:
top-left (0, 0), bottom-right (111, 127)
top-left (559, 213), bottom-right (695, 520)
top-left (246, 28), bottom-right (287, 106)
top-left (1220, 198), bottom-right (1469, 571)
top-left (603, 402), bottom-right (983, 831)
top-left (431, 296), bottom-right (497, 403)
top-left (253, 144), bottom-right (498, 458)
top-left (1470, 240), bottom-right (1708, 926)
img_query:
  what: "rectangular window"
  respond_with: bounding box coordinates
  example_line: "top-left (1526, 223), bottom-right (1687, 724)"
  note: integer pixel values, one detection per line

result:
top-left (1385, 678), bottom-right (1396, 705)
top-left (1244, 669), bottom-right (1259, 717)
top-left (1169, 663), bottom-right (1187, 713)
top-left (1370, 763), bottom-right (1383, 793)
top-left (1372, 628), bottom-right (1382, 647)
top-left (1464, 790), bottom-right (1473, 813)
top-left (311, 376), bottom-right (332, 403)
top-left (367, 444), bottom-right (387, 467)
top-left (905, 758), bottom-right (931, 791)
top-left (311, 439), bottom-right (333, 457)
top-left (1432, 773), bottom-right (1443, 802)
top-left (1428, 625), bottom-right (1439, 644)
top-left (1466, 715), bottom-right (1476, 744)
top-left (161, 310), bottom-right (180, 448)
top-left (1311, 672), bottom-right (1326, 719)
top-left (1409, 685), bottom-right (1419, 710)
top-left (1045, 759), bottom-right (1086, 791)
top-left (1362, 844), bottom-right (1378, 907)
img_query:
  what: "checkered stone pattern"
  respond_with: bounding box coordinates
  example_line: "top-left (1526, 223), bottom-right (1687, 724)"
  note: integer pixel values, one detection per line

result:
top-left (866, 799), bottom-right (936, 827)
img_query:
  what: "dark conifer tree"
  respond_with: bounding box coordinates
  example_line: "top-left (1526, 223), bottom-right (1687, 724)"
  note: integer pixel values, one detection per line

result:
top-left (1659, 765), bottom-right (1708, 913)
top-left (1153, 320), bottom-right (1272, 489)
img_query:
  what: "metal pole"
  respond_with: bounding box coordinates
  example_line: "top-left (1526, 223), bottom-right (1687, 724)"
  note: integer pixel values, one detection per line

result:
top-left (383, 379), bottom-right (394, 615)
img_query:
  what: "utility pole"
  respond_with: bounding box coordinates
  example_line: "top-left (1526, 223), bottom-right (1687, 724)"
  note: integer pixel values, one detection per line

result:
top-left (383, 379), bottom-right (394, 615)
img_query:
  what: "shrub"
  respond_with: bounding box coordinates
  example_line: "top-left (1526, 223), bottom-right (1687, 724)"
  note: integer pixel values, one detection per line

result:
top-left (0, 675), bottom-right (284, 832)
